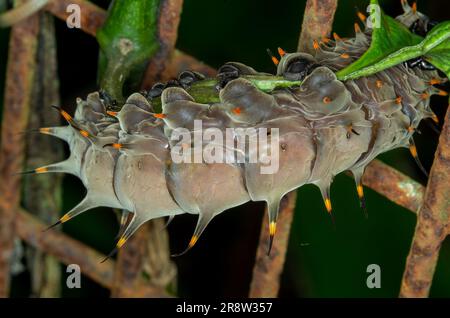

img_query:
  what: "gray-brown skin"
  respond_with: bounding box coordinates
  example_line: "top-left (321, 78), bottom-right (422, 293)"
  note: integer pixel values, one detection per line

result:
top-left (33, 7), bottom-right (446, 254)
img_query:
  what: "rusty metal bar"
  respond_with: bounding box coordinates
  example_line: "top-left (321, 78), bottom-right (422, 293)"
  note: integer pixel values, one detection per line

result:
top-left (249, 0), bottom-right (339, 298)
top-left (45, 0), bottom-right (105, 37)
top-left (360, 160), bottom-right (424, 213)
top-left (16, 208), bottom-right (170, 297)
top-left (16, 209), bottom-right (115, 289)
top-left (0, 2), bottom-right (40, 296)
top-left (141, 0), bottom-right (184, 87)
top-left (297, 0), bottom-right (338, 54)
top-left (399, 106), bottom-right (450, 298)
top-left (23, 11), bottom-right (63, 297)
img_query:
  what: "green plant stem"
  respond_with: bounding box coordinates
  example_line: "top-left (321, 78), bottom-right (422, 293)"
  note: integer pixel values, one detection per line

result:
top-left (96, 0), bottom-right (160, 103)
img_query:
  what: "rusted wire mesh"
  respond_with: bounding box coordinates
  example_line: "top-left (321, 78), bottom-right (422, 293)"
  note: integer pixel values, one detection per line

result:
top-left (0, 0), bottom-right (447, 298)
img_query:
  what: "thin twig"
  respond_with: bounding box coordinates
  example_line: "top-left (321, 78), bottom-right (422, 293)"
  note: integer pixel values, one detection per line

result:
top-left (249, 0), bottom-right (339, 298)
top-left (0, 2), bottom-right (40, 296)
top-left (399, 106), bottom-right (450, 298)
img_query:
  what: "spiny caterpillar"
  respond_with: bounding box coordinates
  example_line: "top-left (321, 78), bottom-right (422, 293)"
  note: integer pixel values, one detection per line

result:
top-left (23, 3), bottom-right (448, 258)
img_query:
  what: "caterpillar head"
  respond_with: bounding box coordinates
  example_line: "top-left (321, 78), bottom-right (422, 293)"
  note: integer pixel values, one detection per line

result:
top-left (276, 52), bottom-right (319, 81)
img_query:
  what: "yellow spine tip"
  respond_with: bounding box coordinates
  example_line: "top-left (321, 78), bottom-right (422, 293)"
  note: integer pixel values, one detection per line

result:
top-left (420, 92), bottom-right (429, 100)
top-left (35, 167), bottom-right (48, 174)
top-left (429, 78), bottom-right (441, 85)
top-left (325, 198), bottom-right (332, 213)
top-left (432, 114), bottom-right (439, 124)
top-left (39, 127), bottom-right (51, 134)
top-left (61, 110), bottom-right (72, 122)
top-left (117, 237), bottom-right (127, 248)
top-left (60, 214), bottom-right (71, 223)
top-left (357, 12), bottom-right (367, 22)
top-left (269, 221), bottom-right (277, 237)
top-left (271, 56), bottom-right (279, 66)
top-left (333, 32), bottom-right (341, 41)
top-left (188, 235), bottom-right (198, 248)
top-left (357, 185), bottom-right (364, 199)
top-left (80, 130), bottom-right (90, 138)
top-left (409, 144), bottom-right (418, 157)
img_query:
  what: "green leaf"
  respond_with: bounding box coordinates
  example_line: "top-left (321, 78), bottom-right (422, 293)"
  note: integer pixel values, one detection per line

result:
top-left (423, 21), bottom-right (450, 78)
top-left (336, 0), bottom-right (423, 81)
top-left (336, 19), bottom-right (450, 81)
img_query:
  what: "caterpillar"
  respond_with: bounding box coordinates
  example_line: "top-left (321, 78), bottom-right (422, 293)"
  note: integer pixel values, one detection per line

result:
top-left (23, 2), bottom-right (448, 258)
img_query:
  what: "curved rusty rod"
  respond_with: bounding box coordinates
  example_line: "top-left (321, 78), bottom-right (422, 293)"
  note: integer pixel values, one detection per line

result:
top-left (15, 209), bottom-right (170, 297)
top-left (400, 106), bottom-right (450, 298)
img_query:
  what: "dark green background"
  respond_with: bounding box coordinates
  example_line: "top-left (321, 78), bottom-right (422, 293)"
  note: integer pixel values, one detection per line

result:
top-left (0, 0), bottom-right (449, 297)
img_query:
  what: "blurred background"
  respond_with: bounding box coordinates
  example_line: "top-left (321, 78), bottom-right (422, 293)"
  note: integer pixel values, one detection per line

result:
top-left (0, 0), bottom-right (449, 297)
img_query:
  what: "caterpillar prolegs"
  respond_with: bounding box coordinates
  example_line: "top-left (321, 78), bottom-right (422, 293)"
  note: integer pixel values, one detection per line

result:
top-left (24, 4), bottom-right (448, 257)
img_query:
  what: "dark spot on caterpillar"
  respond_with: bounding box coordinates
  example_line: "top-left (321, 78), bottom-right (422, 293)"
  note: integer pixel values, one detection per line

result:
top-left (405, 57), bottom-right (436, 71)
top-left (409, 18), bottom-right (438, 37)
top-left (279, 53), bottom-right (320, 81)
top-left (146, 82), bottom-right (165, 99)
